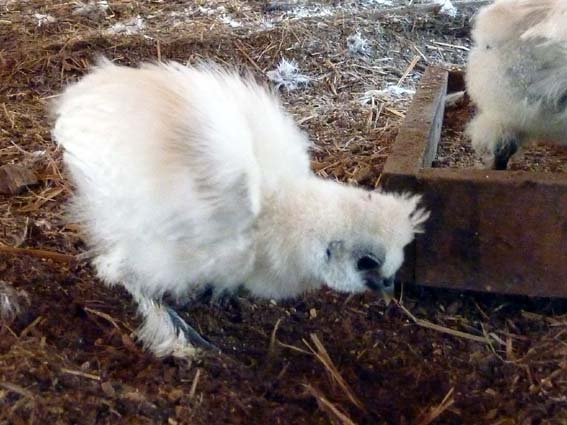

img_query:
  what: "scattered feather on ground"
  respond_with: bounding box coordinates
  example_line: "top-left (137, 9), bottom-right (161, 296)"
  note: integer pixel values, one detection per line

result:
top-left (106, 16), bottom-right (146, 36)
top-left (432, 0), bottom-right (458, 17)
top-left (267, 58), bottom-right (311, 91)
top-left (347, 32), bottom-right (371, 56)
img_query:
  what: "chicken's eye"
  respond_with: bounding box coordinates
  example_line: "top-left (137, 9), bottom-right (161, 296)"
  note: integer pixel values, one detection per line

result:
top-left (357, 255), bottom-right (381, 271)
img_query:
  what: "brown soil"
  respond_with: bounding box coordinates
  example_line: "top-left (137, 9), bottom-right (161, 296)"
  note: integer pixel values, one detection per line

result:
top-left (432, 93), bottom-right (479, 169)
top-left (434, 95), bottom-right (567, 172)
top-left (2, 1), bottom-right (567, 425)
top-left (509, 145), bottom-right (567, 173)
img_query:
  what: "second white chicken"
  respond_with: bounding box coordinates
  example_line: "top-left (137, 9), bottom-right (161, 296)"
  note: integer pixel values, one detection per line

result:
top-left (466, 0), bottom-right (567, 169)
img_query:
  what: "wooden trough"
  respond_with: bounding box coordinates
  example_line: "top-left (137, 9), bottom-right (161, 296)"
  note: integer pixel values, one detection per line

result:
top-left (382, 66), bottom-right (567, 298)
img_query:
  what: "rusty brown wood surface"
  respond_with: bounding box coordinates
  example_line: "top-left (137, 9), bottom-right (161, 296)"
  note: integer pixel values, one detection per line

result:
top-left (382, 66), bottom-right (448, 179)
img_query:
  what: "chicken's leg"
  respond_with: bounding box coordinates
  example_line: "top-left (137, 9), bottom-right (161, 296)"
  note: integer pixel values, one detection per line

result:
top-left (135, 297), bottom-right (219, 358)
top-left (164, 306), bottom-right (218, 351)
top-left (493, 135), bottom-right (519, 170)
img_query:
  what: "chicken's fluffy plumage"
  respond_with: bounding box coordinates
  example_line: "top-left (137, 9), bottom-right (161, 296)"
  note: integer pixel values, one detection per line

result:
top-left (53, 59), bottom-right (427, 357)
top-left (466, 0), bottom-right (567, 168)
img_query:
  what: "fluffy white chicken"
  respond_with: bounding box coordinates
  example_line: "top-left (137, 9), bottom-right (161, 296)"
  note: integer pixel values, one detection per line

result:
top-left (52, 59), bottom-right (428, 358)
top-left (466, 0), bottom-right (567, 169)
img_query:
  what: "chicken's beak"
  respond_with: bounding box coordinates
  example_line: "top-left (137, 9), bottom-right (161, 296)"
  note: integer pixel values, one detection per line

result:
top-left (380, 283), bottom-right (394, 306)
top-left (365, 273), bottom-right (395, 305)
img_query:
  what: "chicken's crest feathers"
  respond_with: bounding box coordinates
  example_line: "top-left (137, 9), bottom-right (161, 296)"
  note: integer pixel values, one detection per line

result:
top-left (395, 193), bottom-right (430, 234)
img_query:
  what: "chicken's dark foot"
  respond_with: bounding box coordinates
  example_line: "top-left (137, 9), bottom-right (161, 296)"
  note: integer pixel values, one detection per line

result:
top-left (493, 136), bottom-right (519, 170)
top-left (165, 305), bottom-right (220, 353)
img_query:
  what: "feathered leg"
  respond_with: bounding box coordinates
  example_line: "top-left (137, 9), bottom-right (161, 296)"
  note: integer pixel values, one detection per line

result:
top-left (135, 296), bottom-right (218, 358)
top-left (467, 112), bottom-right (520, 170)
top-left (493, 135), bottom-right (519, 170)
top-left (164, 306), bottom-right (218, 350)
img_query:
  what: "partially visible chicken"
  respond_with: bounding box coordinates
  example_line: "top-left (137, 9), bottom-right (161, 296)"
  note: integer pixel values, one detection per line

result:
top-left (466, 0), bottom-right (567, 169)
top-left (52, 59), bottom-right (429, 358)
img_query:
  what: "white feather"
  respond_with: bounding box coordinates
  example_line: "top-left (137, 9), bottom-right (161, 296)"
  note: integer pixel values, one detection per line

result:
top-left (136, 299), bottom-right (197, 358)
top-left (266, 58), bottom-right (310, 91)
top-left (519, 0), bottom-right (567, 41)
top-left (0, 281), bottom-right (28, 324)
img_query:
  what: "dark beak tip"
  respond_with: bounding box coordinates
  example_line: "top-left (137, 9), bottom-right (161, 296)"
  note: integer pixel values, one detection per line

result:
top-left (364, 274), bottom-right (396, 305)
top-left (365, 273), bottom-right (396, 289)
top-left (383, 276), bottom-right (396, 289)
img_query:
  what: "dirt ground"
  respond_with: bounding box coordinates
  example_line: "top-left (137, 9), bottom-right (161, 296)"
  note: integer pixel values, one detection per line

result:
top-left (2, 1), bottom-right (567, 424)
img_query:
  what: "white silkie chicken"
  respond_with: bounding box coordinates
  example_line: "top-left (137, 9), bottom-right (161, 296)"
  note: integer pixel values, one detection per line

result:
top-left (466, 0), bottom-right (567, 169)
top-left (52, 59), bottom-right (428, 358)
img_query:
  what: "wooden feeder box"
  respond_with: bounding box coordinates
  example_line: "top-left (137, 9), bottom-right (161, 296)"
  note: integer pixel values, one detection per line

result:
top-left (381, 66), bottom-right (567, 298)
